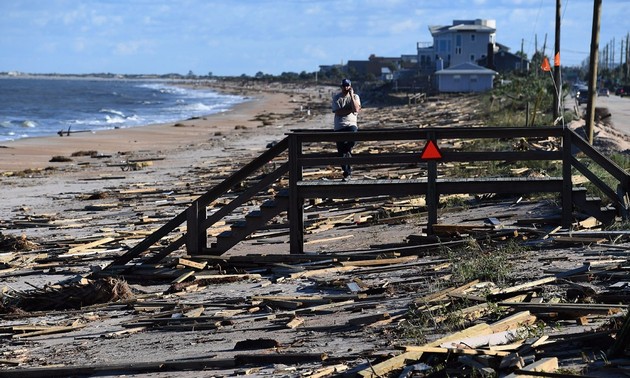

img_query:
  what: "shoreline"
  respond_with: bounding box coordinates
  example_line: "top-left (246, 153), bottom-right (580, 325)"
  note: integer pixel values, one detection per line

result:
top-left (0, 84), bottom-right (316, 173)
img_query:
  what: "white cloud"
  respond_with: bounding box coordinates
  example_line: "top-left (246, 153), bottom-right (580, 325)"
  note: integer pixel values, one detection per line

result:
top-left (115, 40), bottom-right (154, 55)
top-left (390, 19), bottom-right (418, 34)
top-left (302, 44), bottom-right (329, 60)
top-left (73, 38), bottom-right (87, 52)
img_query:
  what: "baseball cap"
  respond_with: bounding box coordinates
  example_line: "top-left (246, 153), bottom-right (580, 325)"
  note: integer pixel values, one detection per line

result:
top-left (341, 79), bottom-right (351, 87)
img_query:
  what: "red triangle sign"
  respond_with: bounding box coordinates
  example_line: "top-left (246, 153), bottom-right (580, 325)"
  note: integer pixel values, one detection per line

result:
top-left (420, 140), bottom-right (442, 160)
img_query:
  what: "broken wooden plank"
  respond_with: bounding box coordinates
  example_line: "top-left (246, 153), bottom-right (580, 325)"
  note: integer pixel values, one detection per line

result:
top-left (177, 258), bottom-right (207, 270)
top-left (403, 346), bottom-right (510, 357)
top-left (67, 237), bottom-right (116, 254)
top-left (356, 350), bottom-right (424, 378)
top-left (506, 357), bottom-right (559, 377)
top-left (491, 276), bottom-right (557, 297)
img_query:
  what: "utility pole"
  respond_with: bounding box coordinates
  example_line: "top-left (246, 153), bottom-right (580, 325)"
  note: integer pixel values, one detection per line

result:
top-left (619, 38), bottom-right (624, 78)
top-left (553, 0), bottom-right (561, 122)
top-left (586, 0), bottom-right (602, 144)
top-left (521, 38), bottom-right (525, 74)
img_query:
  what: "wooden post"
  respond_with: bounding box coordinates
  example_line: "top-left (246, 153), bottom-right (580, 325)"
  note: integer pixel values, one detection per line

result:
top-left (426, 131), bottom-right (438, 234)
top-left (186, 201), bottom-right (200, 255)
top-left (288, 133), bottom-right (304, 254)
top-left (561, 129), bottom-right (573, 228)
top-left (553, 0), bottom-right (562, 122)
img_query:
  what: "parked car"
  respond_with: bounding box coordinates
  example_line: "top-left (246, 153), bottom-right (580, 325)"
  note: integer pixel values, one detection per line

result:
top-left (598, 88), bottom-right (610, 97)
top-left (615, 85), bottom-right (630, 97)
top-left (576, 87), bottom-right (589, 104)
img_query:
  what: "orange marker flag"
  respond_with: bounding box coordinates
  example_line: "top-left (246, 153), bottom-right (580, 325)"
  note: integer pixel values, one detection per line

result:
top-left (554, 52), bottom-right (560, 66)
top-left (541, 57), bottom-right (551, 72)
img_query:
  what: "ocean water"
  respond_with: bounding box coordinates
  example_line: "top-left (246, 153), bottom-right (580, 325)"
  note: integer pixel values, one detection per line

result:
top-left (0, 77), bottom-right (245, 142)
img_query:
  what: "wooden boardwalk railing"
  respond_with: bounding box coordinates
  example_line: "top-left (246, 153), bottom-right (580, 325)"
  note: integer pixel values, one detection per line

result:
top-left (287, 127), bottom-right (629, 253)
top-left (100, 126), bottom-right (630, 273)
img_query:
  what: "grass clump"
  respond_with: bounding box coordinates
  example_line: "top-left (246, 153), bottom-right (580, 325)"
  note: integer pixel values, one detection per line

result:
top-left (444, 238), bottom-right (527, 286)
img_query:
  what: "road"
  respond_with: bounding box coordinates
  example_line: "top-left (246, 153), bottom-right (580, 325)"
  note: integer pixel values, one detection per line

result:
top-left (577, 94), bottom-right (630, 136)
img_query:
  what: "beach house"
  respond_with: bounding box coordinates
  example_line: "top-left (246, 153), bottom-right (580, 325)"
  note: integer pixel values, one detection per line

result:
top-left (417, 19), bottom-right (498, 92)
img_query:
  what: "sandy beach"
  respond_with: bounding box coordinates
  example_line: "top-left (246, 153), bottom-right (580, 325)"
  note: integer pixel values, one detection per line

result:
top-left (0, 82), bottom-right (329, 173)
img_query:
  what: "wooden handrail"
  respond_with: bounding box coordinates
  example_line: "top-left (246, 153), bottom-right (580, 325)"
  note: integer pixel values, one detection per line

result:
top-left (100, 125), bottom-right (630, 268)
top-left (102, 137), bottom-right (289, 270)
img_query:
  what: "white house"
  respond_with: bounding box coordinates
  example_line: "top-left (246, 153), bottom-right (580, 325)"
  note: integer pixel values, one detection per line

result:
top-left (416, 19), bottom-right (498, 92)
top-left (434, 62), bottom-right (497, 92)
top-left (419, 19), bottom-right (496, 70)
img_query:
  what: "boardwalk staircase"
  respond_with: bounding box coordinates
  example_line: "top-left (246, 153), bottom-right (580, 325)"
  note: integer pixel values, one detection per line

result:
top-left (571, 187), bottom-right (617, 225)
top-left (207, 189), bottom-right (289, 255)
top-left (97, 127), bottom-right (629, 276)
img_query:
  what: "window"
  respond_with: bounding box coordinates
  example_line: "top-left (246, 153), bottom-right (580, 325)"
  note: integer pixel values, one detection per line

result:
top-left (438, 39), bottom-right (451, 53)
top-left (456, 47), bottom-right (462, 54)
top-left (471, 34), bottom-right (476, 42)
top-left (470, 54), bottom-right (475, 61)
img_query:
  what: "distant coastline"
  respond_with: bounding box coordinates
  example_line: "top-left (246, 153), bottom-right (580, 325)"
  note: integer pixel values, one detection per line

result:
top-left (0, 76), bottom-right (246, 142)
top-left (1, 71), bottom-right (219, 82)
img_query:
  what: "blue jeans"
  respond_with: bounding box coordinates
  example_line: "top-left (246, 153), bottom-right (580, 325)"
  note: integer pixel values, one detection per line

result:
top-left (335, 125), bottom-right (357, 176)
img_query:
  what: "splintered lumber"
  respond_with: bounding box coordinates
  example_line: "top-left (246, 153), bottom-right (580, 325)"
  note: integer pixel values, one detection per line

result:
top-left (0, 358), bottom-right (235, 378)
top-left (288, 265), bottom-right (355, 279)
top-left (304, 234), bottom-right (354, 245)
top-left (177, 258), bottom-right (207, 270)
top-left (552, 236), bottom-right (607, 245)
top-left (347, 312), bottom-right (390, 326)
top-left (234, 352), bottom-right (327, 366)
top-left (171, 270), bottom-right (195, 284)
top-left (491, 276), bottom-right (557, 296)
top-left (357, 323), bottom-right (493, 378)
top-left (427, 323), bottom-right (494, 348)
top-left (432, 224), bottom-right (492, 235)
top-left (285, 317), bottom-right (304, 329)
top-left (339, 255), bottom-right (417, 267)
top-left (489, 311), bottom-right (537, 333)
top-left (403, 346), bottom-right (510, 357)
top-left (506, 357), bottom-right (559, 377)
top-left (67, 237), bottom-right (116, 254)
top-left (497, 302), bottom-right (626, 317)
top-left (542, 225), bottom-right (562, 239)
top-left (306, 364), bottom-right (348, 378)
top-left (415, 280), bottom-right (481, 305)
top-left (193, 273), bottom-right (262, 281)
top-left (10, 324), bottom-right (86, 339)
top-left (356, 350), bottom-right (425, 378)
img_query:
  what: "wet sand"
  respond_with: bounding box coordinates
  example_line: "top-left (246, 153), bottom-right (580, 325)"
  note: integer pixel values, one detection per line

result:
top-left (0, 83), bottom-right (328, 173)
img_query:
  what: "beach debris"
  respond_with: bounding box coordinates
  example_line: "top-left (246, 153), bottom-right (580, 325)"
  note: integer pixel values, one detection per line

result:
top-left (1, 85), bottom-right (629, 377)
top-left (57, 126), bottom-right (93, 136)
top-left (0, 232), bottom-right (39, 251)
top-left (1, 277), bottom-right (134, 313)
top-left (49, 155), bottom-right (72, 162)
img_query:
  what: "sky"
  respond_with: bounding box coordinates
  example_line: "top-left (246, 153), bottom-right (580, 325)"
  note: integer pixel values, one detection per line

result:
top-left (1, 0), bottom-right (629, 77)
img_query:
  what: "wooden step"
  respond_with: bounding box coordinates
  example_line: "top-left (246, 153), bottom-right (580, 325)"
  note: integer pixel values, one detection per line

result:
top-left (572, 187), bottom-right (617, 226)
top-left (206, 193), bottom-right (290, 255)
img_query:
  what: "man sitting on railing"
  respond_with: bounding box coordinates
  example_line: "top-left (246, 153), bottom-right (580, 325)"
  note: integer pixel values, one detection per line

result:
top-left (332, 78), bottom-right (361, 181)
